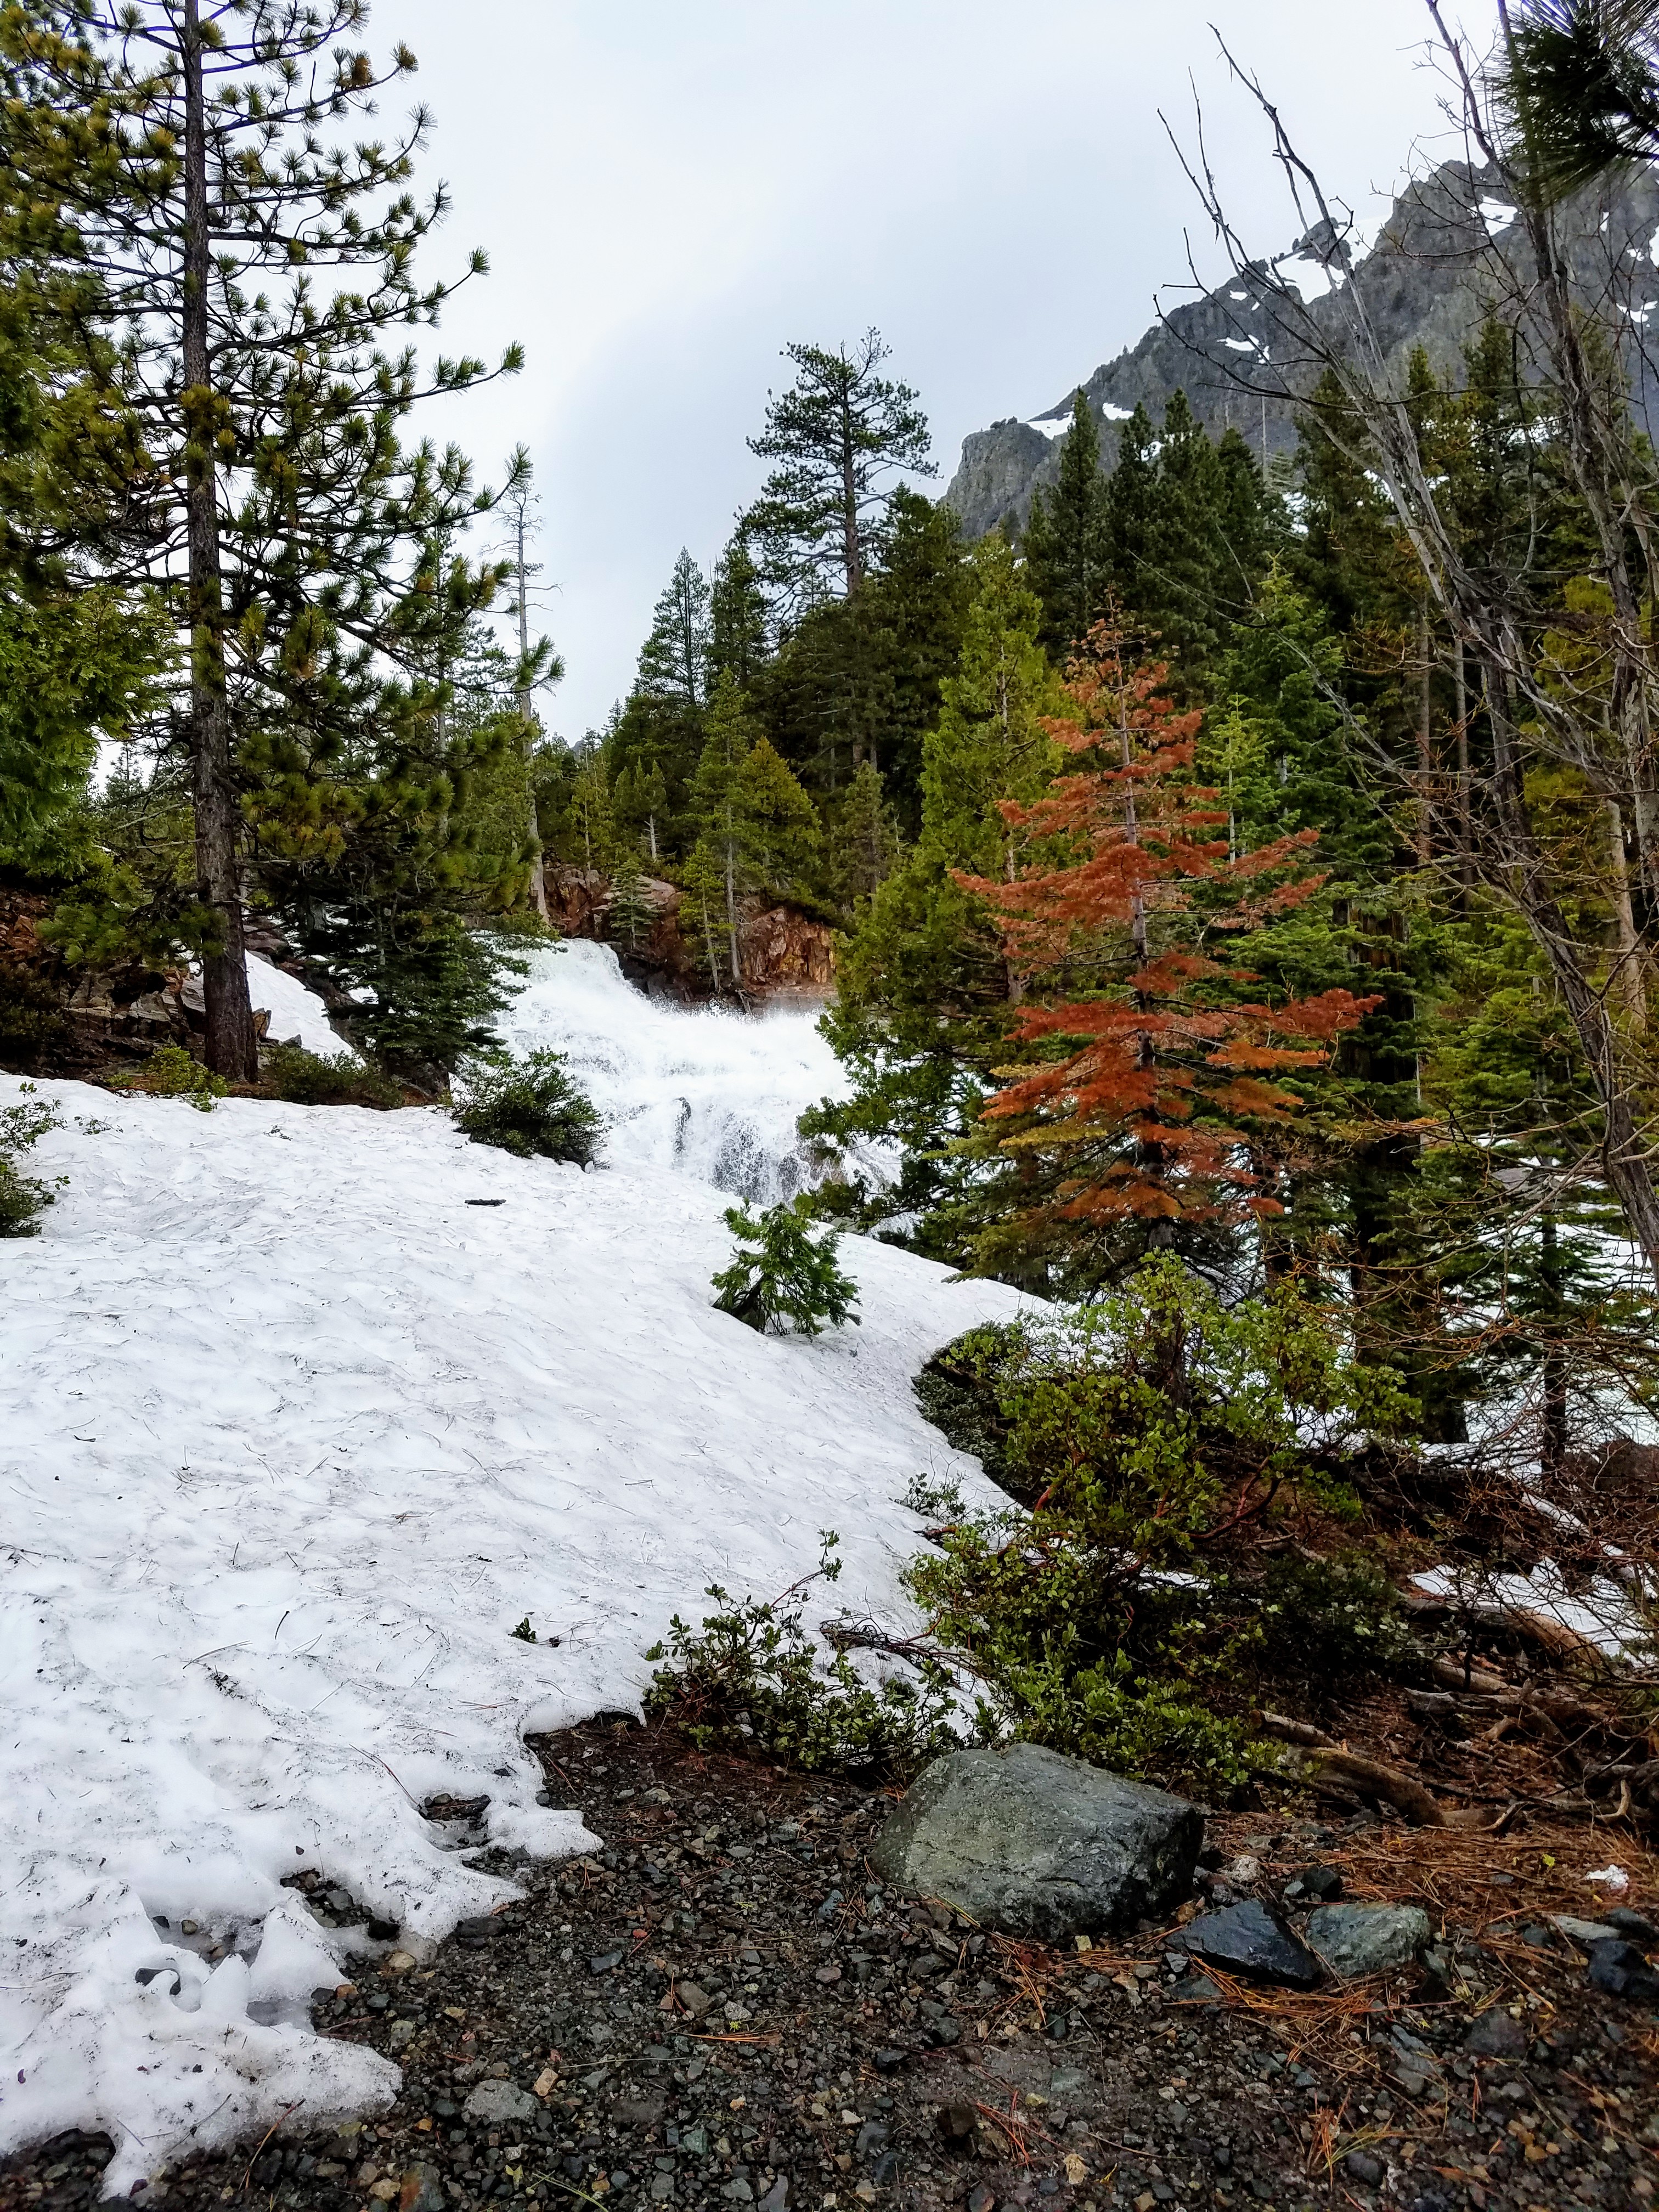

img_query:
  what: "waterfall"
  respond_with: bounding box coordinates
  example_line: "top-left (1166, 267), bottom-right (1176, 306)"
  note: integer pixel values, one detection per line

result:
top-left (492, 940), bottom-right (884, 1207)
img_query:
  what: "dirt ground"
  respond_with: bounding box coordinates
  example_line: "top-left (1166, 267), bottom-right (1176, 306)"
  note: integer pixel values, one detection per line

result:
top-left (4, 1717), bottom-right (1658, 2212)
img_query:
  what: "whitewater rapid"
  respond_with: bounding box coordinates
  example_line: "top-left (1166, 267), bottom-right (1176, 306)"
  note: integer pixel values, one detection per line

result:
top-left (492, 938), bottom-right (873, 1207)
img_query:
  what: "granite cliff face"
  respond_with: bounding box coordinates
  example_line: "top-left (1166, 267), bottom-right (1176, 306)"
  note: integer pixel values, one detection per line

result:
top-left (945, 161), bottom-right (1659, 540)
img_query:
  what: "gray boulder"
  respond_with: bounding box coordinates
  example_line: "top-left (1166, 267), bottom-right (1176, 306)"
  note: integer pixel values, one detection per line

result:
top-left (1306, 1902), bottom-right (1431, 1980)
top-left (867, 1743), bottom-right (1200, 1940)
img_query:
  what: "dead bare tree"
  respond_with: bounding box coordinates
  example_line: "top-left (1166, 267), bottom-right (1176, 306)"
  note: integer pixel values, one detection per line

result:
top-left (1161, 10), bottom-right (1659, 1289)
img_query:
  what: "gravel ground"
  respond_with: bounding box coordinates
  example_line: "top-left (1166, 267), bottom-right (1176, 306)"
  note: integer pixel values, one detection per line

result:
top-left (5, 1717), bottom-right (1657, 2212)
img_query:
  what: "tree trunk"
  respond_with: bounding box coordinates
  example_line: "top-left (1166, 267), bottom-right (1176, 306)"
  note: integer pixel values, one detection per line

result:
top-left (839, 393), bottom-right (862, 596)
top-left (1416, 599), bottom-right (1434, 867)
top-left (724, 810), bottom-right (741, 989)
top-left (182, 0), bottom-right (257, 1082)
top-left (1606, 799), bottom-right (1647, 1033)
top-left (1454, 638), bottom-right (1473, 900)
top-left (516, 504), bottom-right (548, 922)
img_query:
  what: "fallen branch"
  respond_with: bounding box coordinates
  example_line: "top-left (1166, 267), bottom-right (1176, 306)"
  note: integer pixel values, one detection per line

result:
top-left (1259, 1713), bottom-right (1451, 1826)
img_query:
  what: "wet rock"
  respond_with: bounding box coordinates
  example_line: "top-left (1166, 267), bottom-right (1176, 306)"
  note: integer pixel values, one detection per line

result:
top-left (1464, 2008), bottom-right (1528, 2058)
top-left (1604, 1906), bottom-right (1659, 1944)
top-left (869, 1743), bottom-right (1200, 1939)
top-left (1282, 1865), bottom-right (1342, 1904)
top-left (461, 2079), bottom-right (540, 2126)
top-left (1305, 1903), bottom-right (1431, 1980)
top-left (1177, 1899), bottom-right (1322, 1989)
top-left (1587, 1937), bottom-right (1659, 2002)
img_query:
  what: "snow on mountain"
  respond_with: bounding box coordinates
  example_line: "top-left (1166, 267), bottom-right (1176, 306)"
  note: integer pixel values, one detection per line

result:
top-left (0, 965), bottom-right (1025, 2193)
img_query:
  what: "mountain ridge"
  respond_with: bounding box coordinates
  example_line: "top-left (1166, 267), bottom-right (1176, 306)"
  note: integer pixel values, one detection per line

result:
top-left (944, 159), bottom-right (1659, 540)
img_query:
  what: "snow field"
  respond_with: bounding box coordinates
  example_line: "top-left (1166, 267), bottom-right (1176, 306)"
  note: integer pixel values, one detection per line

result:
top-left (0, 1052), bottom-right (1024, 2191)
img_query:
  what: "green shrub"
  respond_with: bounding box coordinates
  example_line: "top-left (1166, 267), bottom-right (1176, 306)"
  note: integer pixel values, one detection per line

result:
top-left (1255, 1550), bottom-right (1424, 1684)
top-left (902, 1257), bottom-right (1419, 1795)
top-left (712, 1200), bottom-right (860, 1336)
top-left (0, 1091), bottom-right (61, 1237)
top-left (644, 1536), bottom-right (959, 1777)
top-left (991, 1651), bottom-right (1261, 1796)
top-left (262, 1042), bottom-right (402, 1110)
top-left (110, 1042), bottom-right (227, 1110)
top-left (450, 1048), bottom-right (602, 1164)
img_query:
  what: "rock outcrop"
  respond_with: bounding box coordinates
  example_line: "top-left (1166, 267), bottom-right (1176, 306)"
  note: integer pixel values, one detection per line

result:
top-left (547, 865), bottom-right (834, 1003)
top-left (945, 161), bottom-right (1659, 540)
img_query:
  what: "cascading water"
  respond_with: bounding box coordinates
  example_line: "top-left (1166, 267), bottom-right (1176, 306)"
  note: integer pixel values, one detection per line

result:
top-left (493, 939), bottom-right (884, 1206)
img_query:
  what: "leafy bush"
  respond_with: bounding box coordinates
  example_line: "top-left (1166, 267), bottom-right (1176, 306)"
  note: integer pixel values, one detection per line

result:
top-left (644, 1536), bottom-right (959, 1776)
top-left (110, 1043), bottom-right (227, 1110)
top-left (903, 1258), bottom-right (1419, 1794)
top-left (0, 1091), bottom-right (61, 1237)
top-left (1255, 1550), bottom-right (1424, 1685)
top-left (450, 1048), bottom-right (603, 1164)
top-left (262, 1042), bottom-right (402, 1110)
top-left (712, 1200), bottom-right (860, 1336)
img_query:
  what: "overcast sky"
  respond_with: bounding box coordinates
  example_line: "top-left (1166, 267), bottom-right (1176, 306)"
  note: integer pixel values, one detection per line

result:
top-left (383, 0), bottom-right (1502, 738)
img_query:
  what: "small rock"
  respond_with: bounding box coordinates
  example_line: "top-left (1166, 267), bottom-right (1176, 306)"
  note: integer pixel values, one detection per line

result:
top-left (757, 2182), bottom-right (789, 2212)
top-left (855, 2123), bottom-right (889, 2158)
top-left (1283, 1865), bottom-right (1343, 1904)
top-left (589, 1950), bottom-right (624, 1974)
top-left (1224, 1854), bottom-right (1261, 1887)
top-left (1555, 1915), bottom-right (1620, 1946)
top-left (1587, 1937), bottom-right (1659, 2002)
top-left (1604, 1906), bottom-right (1659, 1943)
top-left (678, 1982), bottom-right (713, 2017)
top-left (873, 2049), bottom-right (906, 2074)
top-left (967, 2187), bottom-right (996, 2212)
top-left (1342, 2151), bottom-right (1384, 2186)
top-left (385, 1950), bottom-right (416, 1975)
top-left (1306, 1903), bottom-right (1431, 1980)
top-left (398, 2166), bottom-right (446, 2212)
top-left (868, 1743), bottom-right (1200, 1940)
top-left (387, 2018), bottom-right (416, 2052)
top-left (1178, 1900), bottom-right (1322, 1989)
top-left (1464, 2009), bottom-right (1528, 2059)
top-left (462, 2080), bottom-right (540, 2128)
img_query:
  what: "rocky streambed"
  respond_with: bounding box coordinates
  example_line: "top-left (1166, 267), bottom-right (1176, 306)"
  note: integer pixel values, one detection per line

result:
top-left (4, 1718), bottom-right (1657, 2212)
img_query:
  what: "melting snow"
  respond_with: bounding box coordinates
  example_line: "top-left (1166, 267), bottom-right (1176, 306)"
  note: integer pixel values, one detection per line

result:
top-left (0, 955), bottom-right (1026, 2190)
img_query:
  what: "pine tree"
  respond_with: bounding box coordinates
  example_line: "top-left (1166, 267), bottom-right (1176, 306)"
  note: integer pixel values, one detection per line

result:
top-left (1102, 403), bottom-right (1160, 625)
top-left (3, 1), bottom-right (522, 1077)
top-left (637, 550), bottom-right (711, 708)
top-left (826, 760), bottom-right (900, 910)
top-left (709, 536), bottom-right (770, 690)
top-left (806, 537), bottom-right (1062, 1255)
top-left (958, 623), bottom-right (1379, 1278)
top-left (742, 330), bottom-right (934, 611)
top-left (690, 679), bottom-right (816, 988)
top-left (570, 745), bottom-right (614, 872)
top-left (1022, 391), bottom-right (1111, 658)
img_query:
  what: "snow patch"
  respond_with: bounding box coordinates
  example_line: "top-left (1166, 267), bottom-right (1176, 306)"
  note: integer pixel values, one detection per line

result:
top-left (1028, 415), bottom-right (1073, 440)
top-left (247, 952), bottom-right (360, 1062)
top-left (0, 1067), bottom-right (1025, 2188)
top-left (1478, 196), bottom-right (1518, 232)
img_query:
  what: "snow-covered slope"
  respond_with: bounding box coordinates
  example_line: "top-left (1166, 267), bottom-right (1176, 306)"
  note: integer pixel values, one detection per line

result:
top-left (0, 984), bottom-right (1024, 2191)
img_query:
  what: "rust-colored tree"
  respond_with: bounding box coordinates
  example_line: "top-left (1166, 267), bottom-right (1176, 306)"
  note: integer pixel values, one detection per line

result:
top-left (956, 622), bottom-right (1379, 1267)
